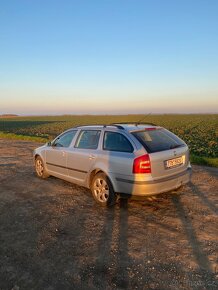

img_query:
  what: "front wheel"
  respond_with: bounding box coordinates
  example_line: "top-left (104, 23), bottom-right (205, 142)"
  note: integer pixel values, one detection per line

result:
top-left (35, 156), bottom-right (49, 179)
top-left (91, 173), bottom-right (117, 206)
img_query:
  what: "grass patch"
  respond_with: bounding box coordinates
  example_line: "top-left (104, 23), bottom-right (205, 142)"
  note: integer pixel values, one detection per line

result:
top-left (190, 154), bottom-right (218, 168)
top-left (0, 131), bottom-right (48, 143)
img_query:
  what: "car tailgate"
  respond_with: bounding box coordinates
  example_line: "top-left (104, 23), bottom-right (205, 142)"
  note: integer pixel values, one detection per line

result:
top-left (149, 145), bottom-right (190, 179)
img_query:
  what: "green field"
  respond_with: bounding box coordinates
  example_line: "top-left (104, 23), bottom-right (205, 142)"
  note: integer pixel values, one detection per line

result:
top-left (0, 114), bottom-right (217, 167)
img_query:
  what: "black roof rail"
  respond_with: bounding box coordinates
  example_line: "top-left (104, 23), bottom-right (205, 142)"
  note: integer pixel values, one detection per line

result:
top-left (107, 124), bottom-right (124, 129)
top-left (75, 124), bottom-right (125, 129)
top-left (112, 122), bottom-right (157, 126)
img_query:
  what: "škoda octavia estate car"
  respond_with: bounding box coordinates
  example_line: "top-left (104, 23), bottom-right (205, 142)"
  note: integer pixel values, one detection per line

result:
top-left (34, 123), bottom-right (191, 206)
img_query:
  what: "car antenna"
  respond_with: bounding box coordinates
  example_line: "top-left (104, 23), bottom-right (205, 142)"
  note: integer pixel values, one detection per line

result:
top-left (135, 112), bottom-right (152, 126)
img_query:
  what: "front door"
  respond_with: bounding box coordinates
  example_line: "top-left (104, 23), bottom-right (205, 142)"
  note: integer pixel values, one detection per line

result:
top-left (46, 147), bottom-right (67, 176)
top-left (46, 130), bottom-right (78, 177)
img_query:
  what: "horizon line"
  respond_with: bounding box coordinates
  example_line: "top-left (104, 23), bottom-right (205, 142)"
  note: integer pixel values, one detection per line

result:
top-left (0, 112), bottom-right (218, 117)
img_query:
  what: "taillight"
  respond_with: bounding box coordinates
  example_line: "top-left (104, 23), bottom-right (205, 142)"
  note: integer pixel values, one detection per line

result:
top-left (133, 154), bottom-right (151, 174)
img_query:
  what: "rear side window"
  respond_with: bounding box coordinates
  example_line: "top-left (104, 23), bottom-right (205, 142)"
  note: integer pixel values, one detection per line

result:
top-left (103, 132), bottom-right (133, 153)
top-left (132, 129), bottom-right (185, 153)
top-left (75, 130), bottom-right (101, 149)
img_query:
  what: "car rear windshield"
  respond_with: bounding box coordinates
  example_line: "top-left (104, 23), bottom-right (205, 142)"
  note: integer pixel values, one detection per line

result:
top-left (132, 128), bottom-right (186, 153)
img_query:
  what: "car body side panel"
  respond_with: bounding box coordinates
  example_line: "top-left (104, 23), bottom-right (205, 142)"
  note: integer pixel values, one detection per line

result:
top-left (46, 170), bottom-right (87, 187)
top-left (45, 147), bottom-right (67, 175)
top-left (89, 150), bottom-right (136, 190)
top-left (66, 148), bottom-right (99, 184)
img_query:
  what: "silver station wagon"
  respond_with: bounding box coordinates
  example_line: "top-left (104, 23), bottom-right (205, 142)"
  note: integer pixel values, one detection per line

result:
top-left (34, 123), bottom-right (192, 206)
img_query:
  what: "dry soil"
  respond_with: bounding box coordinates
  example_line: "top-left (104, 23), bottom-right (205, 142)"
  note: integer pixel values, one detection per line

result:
top-left (0, 139), bottom-right (217, 290)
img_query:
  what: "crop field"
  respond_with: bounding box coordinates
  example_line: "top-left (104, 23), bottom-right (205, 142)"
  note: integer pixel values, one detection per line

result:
top-left (0, 114), bottom-right (217, 165)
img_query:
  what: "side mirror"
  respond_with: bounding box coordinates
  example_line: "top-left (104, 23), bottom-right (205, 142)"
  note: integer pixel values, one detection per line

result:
top-left (47, 141), bottom-right (52, 146)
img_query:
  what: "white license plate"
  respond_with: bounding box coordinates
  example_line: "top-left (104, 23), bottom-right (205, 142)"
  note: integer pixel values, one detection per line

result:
top-left (165, 156), bottom-right (185, 168)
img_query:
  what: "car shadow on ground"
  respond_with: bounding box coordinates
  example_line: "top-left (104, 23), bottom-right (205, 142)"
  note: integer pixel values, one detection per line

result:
top-left (189, 182), bottom-right (217, 215)
top-left (93, 198), bottom-right (130, 288)
top-left (171, 191), bottom-right (217, 288)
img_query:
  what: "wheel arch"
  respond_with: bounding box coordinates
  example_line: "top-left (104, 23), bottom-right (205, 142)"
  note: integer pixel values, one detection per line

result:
top-left (34, 153), bottom-right (49, 178)
top-left (34, 154), bottom-right (47, 170)
top-left (88, 168), bottom-right (104, 188)
top-left (88, 168), bottom-right (115, 191)
top-left (34, 154), bottom-right (40, 160)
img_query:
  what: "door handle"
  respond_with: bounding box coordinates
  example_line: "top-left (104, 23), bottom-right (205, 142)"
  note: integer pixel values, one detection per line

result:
top-left (89, 155), bottom-right (96, 160)
top-left (62, 151), bottom-right (66, 157)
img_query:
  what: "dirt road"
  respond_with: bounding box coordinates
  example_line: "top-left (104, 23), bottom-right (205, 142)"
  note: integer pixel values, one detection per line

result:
top-left (0, 139), bottom-right (217, 289)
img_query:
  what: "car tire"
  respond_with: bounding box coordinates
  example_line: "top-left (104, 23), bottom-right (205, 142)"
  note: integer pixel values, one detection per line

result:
top-left (35, 156), bottom-right (49, 179)
top-left (91, 172), bottom-right (117, 206)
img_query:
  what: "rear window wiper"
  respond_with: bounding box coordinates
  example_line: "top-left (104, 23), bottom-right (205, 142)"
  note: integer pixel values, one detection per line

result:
top-left (170, 144), bottom-right (184, 149)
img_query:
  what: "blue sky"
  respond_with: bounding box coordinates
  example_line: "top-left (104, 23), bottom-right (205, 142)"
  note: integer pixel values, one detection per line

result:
top-left (0, 0), bottom-right (218, 115)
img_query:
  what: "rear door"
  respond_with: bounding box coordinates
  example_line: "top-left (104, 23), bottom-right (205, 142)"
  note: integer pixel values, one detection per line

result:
top-left (132, 128), bottom-right (189, 179)
top-left (66, 130), bottom-right (101, 183)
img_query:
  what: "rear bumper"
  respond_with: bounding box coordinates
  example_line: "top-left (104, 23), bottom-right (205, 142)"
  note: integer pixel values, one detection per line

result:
top-left (112, 167), bottom-right (192, 196)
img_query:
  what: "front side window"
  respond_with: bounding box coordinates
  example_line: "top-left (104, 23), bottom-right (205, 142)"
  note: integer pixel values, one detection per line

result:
top-left (75, 130), bottom-right (101, 149)
top-left (52, 130), bottom-right (77, 148)
top-left (103, 131), bottom-right (133, 152)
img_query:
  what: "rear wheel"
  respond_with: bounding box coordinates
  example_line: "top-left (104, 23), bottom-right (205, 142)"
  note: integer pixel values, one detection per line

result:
top-left (91, 173), bottom-right (117, 206)
top-left (35, 156), bottom-right (49, 179)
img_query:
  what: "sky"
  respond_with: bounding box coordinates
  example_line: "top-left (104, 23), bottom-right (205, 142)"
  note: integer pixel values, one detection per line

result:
top-left (0, 0), bottom-right (218, 115)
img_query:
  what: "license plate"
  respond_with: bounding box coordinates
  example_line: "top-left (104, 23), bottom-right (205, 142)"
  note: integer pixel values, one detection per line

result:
top-left (165, 156), bottom-right (185, 169)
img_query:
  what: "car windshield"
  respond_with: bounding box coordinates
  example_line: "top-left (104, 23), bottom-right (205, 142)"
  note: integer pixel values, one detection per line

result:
top-left (132, 128), bottom-right (185, 153)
